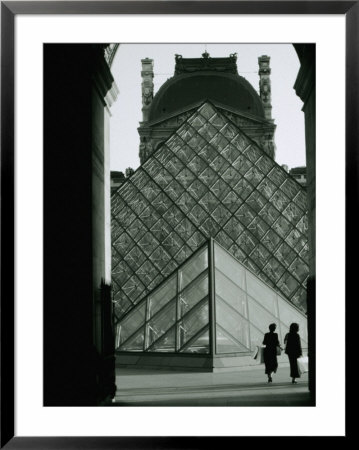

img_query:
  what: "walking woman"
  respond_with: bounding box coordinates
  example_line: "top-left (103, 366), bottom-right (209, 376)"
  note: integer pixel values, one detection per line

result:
top-left (284, 323), bottom-right (303, 384)
top-left (263, 323), bottom-right (281, 383)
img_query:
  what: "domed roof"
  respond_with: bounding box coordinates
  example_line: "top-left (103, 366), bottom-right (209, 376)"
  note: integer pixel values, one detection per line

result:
top-left (148, 59), bottom-right (265, 122)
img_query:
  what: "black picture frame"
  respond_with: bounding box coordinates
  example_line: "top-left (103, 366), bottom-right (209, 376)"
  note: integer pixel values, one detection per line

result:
top-left (1, 1), bottom-right (352, 447)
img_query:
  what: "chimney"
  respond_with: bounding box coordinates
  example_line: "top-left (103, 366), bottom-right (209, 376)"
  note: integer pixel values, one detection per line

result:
top-left (141, 58), bottom-right (154, 122)
top-left (258, 55), bottom-right (273, 120)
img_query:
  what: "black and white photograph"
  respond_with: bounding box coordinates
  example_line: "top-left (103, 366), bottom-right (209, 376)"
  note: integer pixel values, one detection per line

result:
top-left (2, 5), bottom-right (350, 445)
top-left (44, 42), bottom-right (315, 407)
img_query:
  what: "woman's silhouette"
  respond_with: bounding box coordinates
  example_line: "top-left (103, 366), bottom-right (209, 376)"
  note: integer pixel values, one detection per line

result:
top-left (284, 322), bottom-right (303, 384)
top-left (262, 323), bottom-right (281, 383)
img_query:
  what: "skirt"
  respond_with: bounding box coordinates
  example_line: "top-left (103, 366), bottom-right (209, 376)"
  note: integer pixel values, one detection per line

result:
top-left (264, 348), bottom-right (278, 374)
top-left (288, 354), bottom-right (300, 378)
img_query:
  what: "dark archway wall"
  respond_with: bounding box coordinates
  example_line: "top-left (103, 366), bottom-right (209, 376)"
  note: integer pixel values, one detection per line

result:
top-left (293, 43), bottom-right (316, 399)
top-left (44, 44), bottom-right (117, 406)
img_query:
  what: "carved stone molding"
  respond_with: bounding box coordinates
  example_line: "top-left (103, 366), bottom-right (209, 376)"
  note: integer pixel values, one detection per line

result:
top-left (104, 43), bottom-right (120, 67)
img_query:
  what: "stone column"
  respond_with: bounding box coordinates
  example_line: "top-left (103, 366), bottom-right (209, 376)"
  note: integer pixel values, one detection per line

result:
top-left (92, 52), bottom-right (119, 404)
top-left (293, 44), bottom-right (316, 400)
top-left (141, 57), bottom-right (154, 122)
top-left (258, 55), bottom-right (273, 120)
top-left (139, 58), bottom-right (154, 163)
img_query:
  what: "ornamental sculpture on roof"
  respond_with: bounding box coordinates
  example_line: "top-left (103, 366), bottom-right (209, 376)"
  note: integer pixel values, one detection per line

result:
top-left (174, 52), bottom-right (238, 75)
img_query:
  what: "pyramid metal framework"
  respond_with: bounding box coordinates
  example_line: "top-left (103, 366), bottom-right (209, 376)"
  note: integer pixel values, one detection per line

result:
top-left (115, 239), bottom-right (308, 355)
top-left (111, 102), bottom-right (308, 326)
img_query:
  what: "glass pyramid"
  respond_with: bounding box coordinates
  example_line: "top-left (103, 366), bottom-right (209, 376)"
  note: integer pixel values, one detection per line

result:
top-left (115, 239), bottom-right (308, 354)
top-left (112, 101), bottom-right (308, 322)
top-left (213, 240), bottom-right (307, 353)
top-left (115, 244), bottom-right (210, 353)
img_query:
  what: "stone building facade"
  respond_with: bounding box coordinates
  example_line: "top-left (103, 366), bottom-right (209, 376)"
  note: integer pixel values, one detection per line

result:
top-left (138, 53), bottom-right (276, 164)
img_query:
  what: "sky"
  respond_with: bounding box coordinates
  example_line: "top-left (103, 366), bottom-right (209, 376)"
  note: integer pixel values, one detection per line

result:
top-left (109, 43), bottom-right (306, 173)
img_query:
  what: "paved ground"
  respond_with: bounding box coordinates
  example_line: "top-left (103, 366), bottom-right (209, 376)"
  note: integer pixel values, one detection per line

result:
top-left (113, 363), bottom-right (312, 406)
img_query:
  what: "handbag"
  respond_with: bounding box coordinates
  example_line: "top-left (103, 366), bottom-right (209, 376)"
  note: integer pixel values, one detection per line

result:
top-left (297, 356), bottom-right (309, 375)
top-left (276, 345), bottom-right (282, 356)
top-left (253, 345), bottom-right (265, 363)
top-left (258, 346), bottom-right (265, 364)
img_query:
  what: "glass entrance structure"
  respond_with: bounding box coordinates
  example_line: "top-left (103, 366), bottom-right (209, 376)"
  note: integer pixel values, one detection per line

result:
top-left (112, 102), bottom-right (308, 321)
top-left (116, 243), bottom-right (210, 354)
top-left (112, 98), bottom-right (309, 370)
top-left (115, 239), bottom-right (307, 370)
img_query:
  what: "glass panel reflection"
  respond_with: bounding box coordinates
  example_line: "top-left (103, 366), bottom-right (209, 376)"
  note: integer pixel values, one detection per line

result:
top-left (247, 295), bottom-right (278, 334)
top-left (180, 327), bottom-right (210, 354)
top-left (215, 270), bottom-right (247, 317)
top-left (149, 327), bottom-right (176, 352)
top-left (246, 271), bottom-right (278, 316)
top-left (118, 302), bottom-right (146, 347)
top-left (147, 274), bottom-right (177, 319)
top-left (146, 299), bottom-right (176, 348)
top-left (216, 326), bottom-right (249, 353)
top-left (178, 246), bottom-right (208, 290)
top-left (178, 301), bottom-right (209, 349)
top-left (178, 273), bottom-right (208, 318)
top-left (214, 243), bottom-right (245, 289)
top-left (119, 327), bottom-right (144, 351)
top-left (216, 296), bottom-right (250, 351)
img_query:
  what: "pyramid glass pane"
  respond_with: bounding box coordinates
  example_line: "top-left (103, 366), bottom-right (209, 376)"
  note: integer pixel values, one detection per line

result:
top-left (178, 246), bottom-right (208, 291)
top-left (178, 273), bottom-right (208, 318)
top-left (115, 242), bottom-right (210, 353)
top-left (213, 241), bottom-right (307, 353)
top-left (147, 274), bottom-right (177, 319)
top-left (216, 327), bottom-right (250, 353)
top-left (117, 302), bottom-right (146, 348)
top-left (246, 271), bottom-right (278, 316)
top-left (215, 297), bottom-right (251, 352)
top-left (215, 244), bottom-right (245, 289)
top-left (178, 300), bottom-right (209, 349)
top-left (148, 327), bottom-right (176, 352)
top-left (180, 328), bottom-right (209, 354)
top-left (119, 328), bottom-right (144, 352)
top-left (215, 270), bottom-right (248, 318)
top-left (146, 299), bottom-right (176, 348)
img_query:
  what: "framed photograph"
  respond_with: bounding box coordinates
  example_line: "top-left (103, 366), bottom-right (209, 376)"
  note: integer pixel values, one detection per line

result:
top-left (1, 1), bottom-right (352, 447)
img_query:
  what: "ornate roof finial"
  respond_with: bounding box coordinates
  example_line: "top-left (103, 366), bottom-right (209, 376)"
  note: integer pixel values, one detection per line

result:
top-left (202, 51), bottom-right (210, 59)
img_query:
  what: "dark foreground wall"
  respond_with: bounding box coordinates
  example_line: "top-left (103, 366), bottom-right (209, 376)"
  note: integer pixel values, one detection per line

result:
top-left (294, 44), bottom-right (316, 400)
top-left (43, 44), bottom-right (115, 406)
